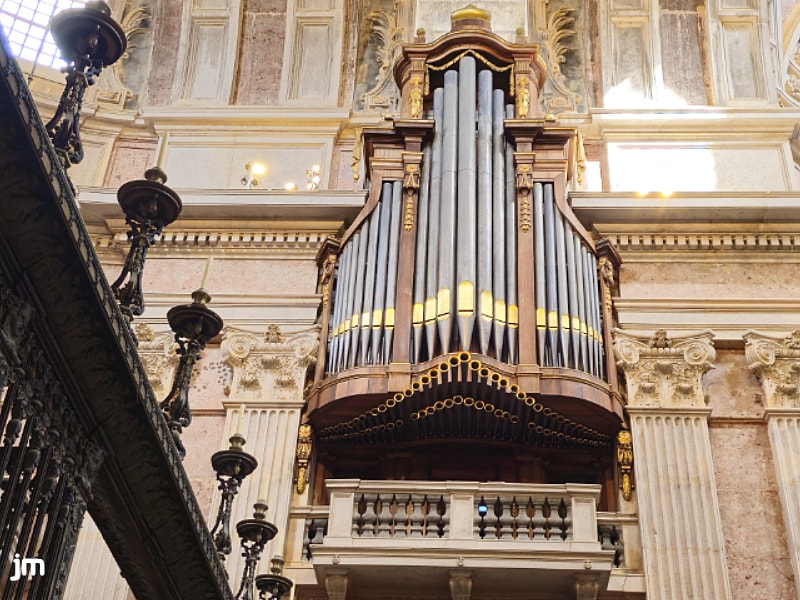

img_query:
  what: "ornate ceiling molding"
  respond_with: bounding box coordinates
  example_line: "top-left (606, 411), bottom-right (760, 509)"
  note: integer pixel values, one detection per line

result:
top-left (744, 330), bottom-right (800, 409)
top-left (613, 329), bottom-right (716, 409)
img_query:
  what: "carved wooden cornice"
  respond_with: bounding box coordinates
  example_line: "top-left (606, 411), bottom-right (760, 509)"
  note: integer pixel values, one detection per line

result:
top-left (744, 330), bottom-right (800, 409)
top-left (613, 329), bottom-right (716, 408)
top-left (221, 326), bottom-right (319, 402)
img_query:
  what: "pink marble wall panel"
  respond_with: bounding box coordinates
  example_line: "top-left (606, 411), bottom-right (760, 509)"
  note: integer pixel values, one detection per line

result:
top-left (203, 258), bottom-right (318, 295)
top-left (234, 0), bottom-right (288, 105)
top-left (619, 262), bottom-right (800, 300)
top-left (104, 138), bottom-right (157, 187)
top-left (711, 423), bottom-right (795, 600)
top-left (704, 350), bottom-right (764, 419)
top-left (145, 0), bottom-right (185, 106)
top-left (142, 257), bottom-right (209, 294)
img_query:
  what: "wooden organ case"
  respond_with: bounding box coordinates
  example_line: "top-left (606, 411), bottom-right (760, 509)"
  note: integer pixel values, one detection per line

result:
top-left (306, 7), bottom-right (623, 509)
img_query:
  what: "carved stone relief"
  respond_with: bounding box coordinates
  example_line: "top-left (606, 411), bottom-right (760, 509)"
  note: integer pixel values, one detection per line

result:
top-left (613, 328), bottom-right (716, 408)
top-left (353, 0), bottom-right (411, 113)
top-left (538, 0), bottom-right (586, 115)
top-left (221, 326), bottom-right (319, 402)
top-left (88, 0), bottom-right (153, 109)
top-left (133, 323), bottom-right (179, 399)
top-left (744, 330), bottom-right (800, 408)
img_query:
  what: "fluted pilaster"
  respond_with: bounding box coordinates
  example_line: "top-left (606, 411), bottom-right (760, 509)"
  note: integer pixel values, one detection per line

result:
top-left (745, 330), bottom-right (800, 599)
top-left (614, 329), bottom-right (731, 600)
top-left (219, 325), bottom-right (318, 580)
top-left (64, 516), bottom-right (130, 600)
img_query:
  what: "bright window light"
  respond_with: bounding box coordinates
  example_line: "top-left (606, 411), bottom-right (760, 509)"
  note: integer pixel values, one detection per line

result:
top-left (0, 0), bottom-right (87, 69)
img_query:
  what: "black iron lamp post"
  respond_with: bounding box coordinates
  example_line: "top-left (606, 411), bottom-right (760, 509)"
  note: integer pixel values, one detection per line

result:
top-left (160, 289), bottom-right (223, 458)
top-left (46, 1), bottom-right (125, 167)
top-left (111, 167), bottom-right (182, 323)
top-left (210, 434), bottom-right (258, 561)
top-left (234, 501), bottom-right (278, 600)
top-left (255, 556), bottom-right (294, 600)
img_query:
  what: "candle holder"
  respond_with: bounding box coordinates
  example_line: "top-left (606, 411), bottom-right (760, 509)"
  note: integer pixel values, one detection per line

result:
top-left (160, 289), bottom-right (223, 458)
top-left (234, 501), bottom-right (278, 600)
top-left (111, 167), bottom-right (182, 323)
top-left (255, 556), bottom-right (294, 600)
top-left (210, 434), bottom-right (258, 560)
top-left (45, 1), bottom-right (125, 167)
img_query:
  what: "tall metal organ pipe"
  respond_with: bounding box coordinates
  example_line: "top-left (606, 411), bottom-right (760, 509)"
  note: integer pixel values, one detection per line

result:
top-left (456, 56), bottom-right (477, 351)
top-left (476, 69), bottom-right (493, 356)
top-left (324, 56), bottom-right (607, 382)
top-left (491, 89), bottom-right (506, 361)
top-left (438, 69), bottom-right (458, 354)
top-left (412, 145), bottom-right (432, 363)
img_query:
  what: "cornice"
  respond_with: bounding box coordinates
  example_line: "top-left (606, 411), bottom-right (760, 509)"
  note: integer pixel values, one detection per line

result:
top-left (571, 192), bottom-right (800, 230)
top-left (78, 187), bottom-right (366, 226)
top-left (142, 105), bottom-right (351, 131)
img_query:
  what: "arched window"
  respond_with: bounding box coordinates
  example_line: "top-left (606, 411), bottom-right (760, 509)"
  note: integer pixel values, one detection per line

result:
top-left (0, 0), bottom-right (86, 68)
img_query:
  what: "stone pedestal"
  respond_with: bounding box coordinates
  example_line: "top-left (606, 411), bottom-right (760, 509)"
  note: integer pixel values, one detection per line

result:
top-left (745, 330), bottom-right (800, 600)
top-left (614, 329), bottom-right (732, 600)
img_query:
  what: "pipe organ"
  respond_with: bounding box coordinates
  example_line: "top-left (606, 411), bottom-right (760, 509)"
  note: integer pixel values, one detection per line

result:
top-left (309, 6), bottom-right (623, 470)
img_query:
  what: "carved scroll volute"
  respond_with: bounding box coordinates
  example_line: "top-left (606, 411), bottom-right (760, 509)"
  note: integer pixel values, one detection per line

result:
top-left (597, 239), bottom-right (622, 391)
top-left (294, 423), bottom-right (313, 494)
top-left (744, 330), bottom-right (800, 409)
top-left (616, 430), bottom-right (634, 501)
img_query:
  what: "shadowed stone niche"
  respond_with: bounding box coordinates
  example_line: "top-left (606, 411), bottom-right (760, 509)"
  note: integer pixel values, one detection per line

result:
top-left (744, 329), bottom-right (800, 598)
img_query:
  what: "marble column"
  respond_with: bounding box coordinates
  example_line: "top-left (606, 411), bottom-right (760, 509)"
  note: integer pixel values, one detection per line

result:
top-left (219, 325), bottom-right (318, 582)
top-left (613, 329), bottom-right (732, 600)
top-left (744, 330), bottom-right (800, 600)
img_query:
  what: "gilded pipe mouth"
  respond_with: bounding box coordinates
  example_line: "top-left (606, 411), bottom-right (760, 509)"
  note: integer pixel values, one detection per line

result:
top-left (499, 378), bottom-right (509, 388)
top-left (420, 375), bottom-right (432, 386)
top-left (438, 361), bottom-right (451, 373)
top-left (394, 393), bottom-right (405, 403)
top-left (508, 384), bottom-right (520, 394)
top-left (457, 351), bottom-right (471, 363)
top-left (478, 367), bottom-right (490, 379)
top-left (453, 395), bottom-right (464, 405)
top-left (448, 355), bottom-right (461, 367)
top-left (411, 381), bottom-right (422, 391)
top-left (490, 372), bottom-right (501, 383)
top-left (403, 387), bottom-right (415, 397)
top-left (468, 360), bottom-right (482, 371)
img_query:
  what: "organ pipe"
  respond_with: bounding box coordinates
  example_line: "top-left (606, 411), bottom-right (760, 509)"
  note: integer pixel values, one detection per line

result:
top-left (339, 231), bottom-right (360, 371)
top-left (476, 69), bottom-right (493, 355)
top-left (412, 145), bottom-right (432, 363)
top-left (456, 56), bottom-right (477, 351)
top-left (542, 183), bottom-right (559, 366)
top-left (504, 103), bottom-right (518, 363)
top-left (367, 185), bottom-right (390, 364)
top-left (533, 181), bottom-right (546, 366)
top-left (362, 188), bottom-right (385, 366)
top-left (565, 221), bottom-right (580, 370)
top-left (347, 222), bottom-right (370, 369)
top-left (438, 69), bottom-right (458, 354)
top-left (553, 194), bottom-right (570, 368)
top-left (383, 181), bottom-right (403, 361)
top-left (573, 235), bottom-right (588, 373)
top-left (491, 89), bottom-right (506, 361)
top-left (425, 88), bottom-right (444, 360)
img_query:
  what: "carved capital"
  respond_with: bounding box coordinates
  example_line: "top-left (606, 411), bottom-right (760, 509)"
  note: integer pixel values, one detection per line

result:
top-left (744, 330), bottom-right (800, 409)
top-left (613, 329), bottom-right (715, 408)
top-left (134, 323), bottom-right (179, 398)
top-left (221, 326), bottom-right (319, 401)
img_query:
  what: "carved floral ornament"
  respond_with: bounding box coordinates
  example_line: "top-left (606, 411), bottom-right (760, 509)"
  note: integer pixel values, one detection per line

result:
top-left (613, 329), bottom-right (716, 408)
top-left (744, 330), bottom-right (800, 409)
top-left (133, 323), bottom-right (179, 397)
top-left (220, 326), bottom-right (319, 401)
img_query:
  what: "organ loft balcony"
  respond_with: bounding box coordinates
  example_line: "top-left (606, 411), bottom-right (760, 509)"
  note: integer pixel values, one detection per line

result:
top-left (298, 7), bottom-right (633, 599)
